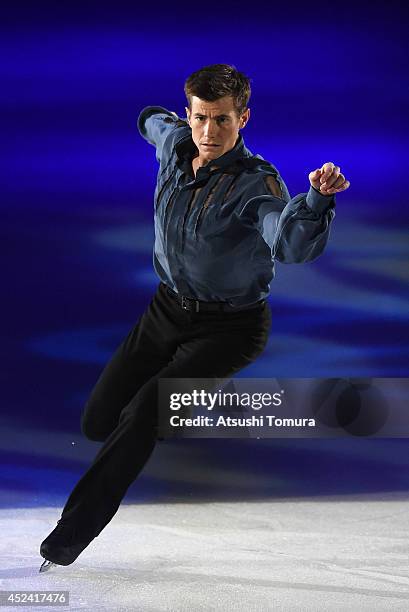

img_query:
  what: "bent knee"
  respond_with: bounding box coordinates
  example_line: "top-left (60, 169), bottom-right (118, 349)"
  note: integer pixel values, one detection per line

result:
top-left (80, 412), bottom-right (110, 442)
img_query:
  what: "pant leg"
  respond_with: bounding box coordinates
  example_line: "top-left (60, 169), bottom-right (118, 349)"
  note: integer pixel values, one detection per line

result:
top-left (80, 284), bottom-right (180, 442)
top-left (60, 294), bottom-right (271, 539)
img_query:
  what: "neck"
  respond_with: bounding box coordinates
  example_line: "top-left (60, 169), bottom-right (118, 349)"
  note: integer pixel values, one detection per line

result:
top-left (191, 156), bottom-right (200, 177)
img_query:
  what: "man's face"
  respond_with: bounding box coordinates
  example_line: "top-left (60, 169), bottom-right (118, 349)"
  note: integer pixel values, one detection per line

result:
top-left (185, 95), bottom-right (250, 164)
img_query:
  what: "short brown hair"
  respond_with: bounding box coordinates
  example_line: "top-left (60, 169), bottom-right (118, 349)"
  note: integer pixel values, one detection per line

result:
top-left (184, 63), bottom-right (251, 117)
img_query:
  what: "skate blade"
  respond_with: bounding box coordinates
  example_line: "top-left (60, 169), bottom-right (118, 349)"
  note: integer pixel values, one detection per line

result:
top-left (39, 559), bottom-right (57, 573)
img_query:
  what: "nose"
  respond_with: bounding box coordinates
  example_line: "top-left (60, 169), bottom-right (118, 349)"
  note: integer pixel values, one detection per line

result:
top-left (203, 120), bottom-right (218, 139)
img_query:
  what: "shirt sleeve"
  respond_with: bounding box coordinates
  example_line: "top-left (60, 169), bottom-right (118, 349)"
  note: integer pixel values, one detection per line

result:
top-left (137, 105), bottom-right (186, 162)
top-left (240, 182), bottom-right (336, 264)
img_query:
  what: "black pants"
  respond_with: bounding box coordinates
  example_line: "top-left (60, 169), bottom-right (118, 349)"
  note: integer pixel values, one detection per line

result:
top-left (60, 282), bottom-right (271, 539)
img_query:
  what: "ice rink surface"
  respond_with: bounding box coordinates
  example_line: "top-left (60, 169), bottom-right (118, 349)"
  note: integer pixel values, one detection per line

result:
top-left (2, 431), bottom-right (409, 611)
top-left (2, 496), bottom-right (409, 611)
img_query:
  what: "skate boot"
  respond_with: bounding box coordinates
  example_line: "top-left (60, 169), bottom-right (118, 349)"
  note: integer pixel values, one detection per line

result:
top-left (39, 519), bottom-right (94, 572)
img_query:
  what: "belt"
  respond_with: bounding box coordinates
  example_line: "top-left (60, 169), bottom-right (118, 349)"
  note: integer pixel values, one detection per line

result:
top-left (163, 284), bottom-right (265, 313)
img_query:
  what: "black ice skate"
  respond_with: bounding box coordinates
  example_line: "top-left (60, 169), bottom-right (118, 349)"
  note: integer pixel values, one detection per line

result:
top-left (39, 519), bottom-right (94, 572)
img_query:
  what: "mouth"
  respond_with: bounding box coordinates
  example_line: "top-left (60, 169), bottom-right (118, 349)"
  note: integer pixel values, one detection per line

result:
top-left (201, 143), bottom-right (220, 148)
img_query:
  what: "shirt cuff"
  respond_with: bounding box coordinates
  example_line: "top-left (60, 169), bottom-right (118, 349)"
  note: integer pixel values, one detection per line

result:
top-left (305, 185), bottom-right (336, 215)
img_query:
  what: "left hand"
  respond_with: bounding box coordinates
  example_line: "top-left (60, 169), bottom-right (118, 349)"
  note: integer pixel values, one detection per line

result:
top-left (309, 162), bottom-right (350, 195)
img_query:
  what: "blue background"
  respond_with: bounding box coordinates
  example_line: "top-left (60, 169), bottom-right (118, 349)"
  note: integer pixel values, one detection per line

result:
top-left (2, 1), bottom-right (409, 506)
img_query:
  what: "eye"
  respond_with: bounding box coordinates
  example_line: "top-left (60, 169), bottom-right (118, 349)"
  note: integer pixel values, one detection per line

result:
top-left (195, 116), bottom-right (205, 121)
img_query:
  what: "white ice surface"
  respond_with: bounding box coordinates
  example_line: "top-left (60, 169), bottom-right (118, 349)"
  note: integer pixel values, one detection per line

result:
top-left (2, 494), bottom-right (409, 611)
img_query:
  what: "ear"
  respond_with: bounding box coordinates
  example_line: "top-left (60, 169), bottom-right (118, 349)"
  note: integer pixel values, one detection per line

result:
top-left (240, 107), bottom-right (250, 129)
top-left (185, 107), bottom-right (191, 125)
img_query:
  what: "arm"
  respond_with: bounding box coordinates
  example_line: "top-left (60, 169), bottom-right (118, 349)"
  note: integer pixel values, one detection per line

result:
top-left (240, 161), bottom-right (350, 264)
top-left (137, 105), bottom-right (187, 162)
top-left (273, 162), bottom-right (350, 262)
top-left (271, 185), bottom-right (336, 263)
top-left (241, 183), bottom-right (336, 264)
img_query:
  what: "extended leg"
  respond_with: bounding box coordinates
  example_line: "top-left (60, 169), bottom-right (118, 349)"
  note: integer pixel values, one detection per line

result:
top-left (40, 302), bottom-right (271, 567)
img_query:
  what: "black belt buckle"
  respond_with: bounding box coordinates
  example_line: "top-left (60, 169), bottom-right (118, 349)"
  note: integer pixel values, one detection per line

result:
top-left (181, 295), bottom-right (200, 312)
